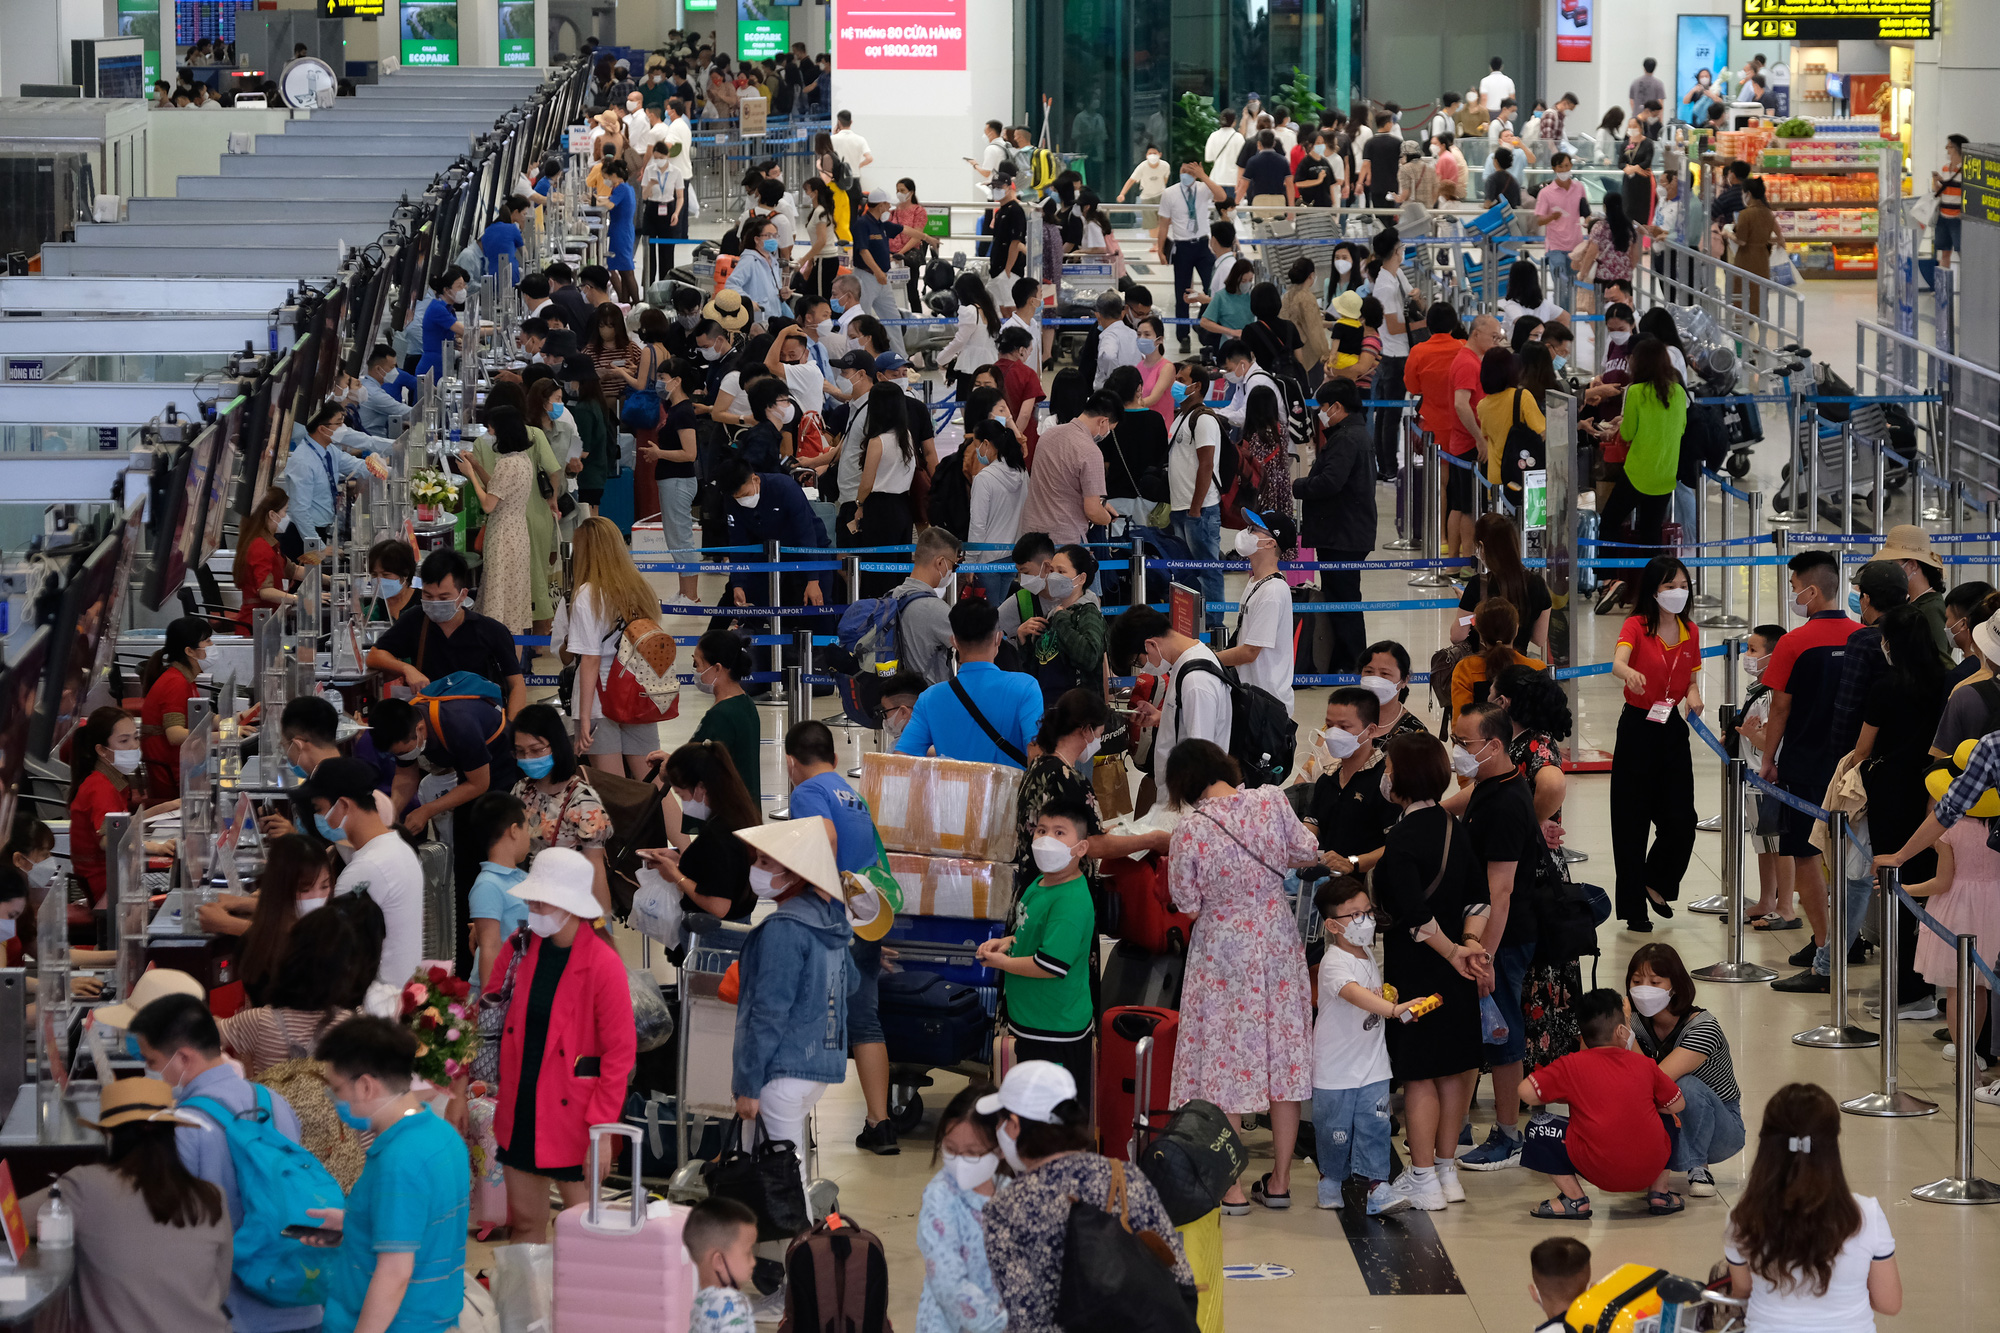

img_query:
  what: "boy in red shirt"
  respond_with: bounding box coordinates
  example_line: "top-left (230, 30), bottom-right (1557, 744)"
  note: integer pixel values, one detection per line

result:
top-left (1518, 988), bottom-right (1686, 1219)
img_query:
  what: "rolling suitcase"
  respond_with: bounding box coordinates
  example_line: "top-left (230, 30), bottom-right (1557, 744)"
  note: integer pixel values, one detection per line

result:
top-left (1095, 1007), bottom-right (1178, 1160)
top-left (1101, 853), bottom-right (1194, 955)
top-left (1100, 939), bottom-right (1185, 1011)
top-left (553, 1125), bottom-right (698, 1333)
top-left (879, 970), bottom-right (988, 1067)
top-left (882, 916), bottom-right (1005, 1063)
top-left (415, 838), bottom-right (454, 968)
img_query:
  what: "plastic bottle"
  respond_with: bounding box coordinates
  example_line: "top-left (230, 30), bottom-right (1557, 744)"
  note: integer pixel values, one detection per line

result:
top-left (37, 1184), bottom-right (73, 1248)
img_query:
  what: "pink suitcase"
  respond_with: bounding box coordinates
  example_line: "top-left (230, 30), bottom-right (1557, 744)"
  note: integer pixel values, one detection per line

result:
top-left (553, 1124), bottom-right (698, 1333)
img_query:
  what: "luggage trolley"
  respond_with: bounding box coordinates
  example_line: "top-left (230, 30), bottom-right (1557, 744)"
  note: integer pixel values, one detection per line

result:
top-left (878, 914), bottom-right (1006, 1133)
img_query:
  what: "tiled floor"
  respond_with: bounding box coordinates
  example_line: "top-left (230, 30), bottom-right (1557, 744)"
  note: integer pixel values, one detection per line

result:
top-left (519, 252), bottom-right (2000, 1329)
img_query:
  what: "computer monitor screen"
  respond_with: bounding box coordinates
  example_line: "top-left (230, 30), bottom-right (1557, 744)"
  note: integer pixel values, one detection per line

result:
top-left (0, 628), bottom-right (53, 841)
top-left (200, 395), bottom-right (245, 564)
top-left (233, 374), bottom-right (273, 516)
top-left (139, 422), bottom-right (219, 613)
top-left (306, 284), bottom-right (348, 407)
top-left (244, 351), bottom-right (291, 511)
top-left (34, 522), bottom-right (133, 762)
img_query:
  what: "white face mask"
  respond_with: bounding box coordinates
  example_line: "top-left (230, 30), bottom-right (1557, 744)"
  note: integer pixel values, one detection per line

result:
top-left (528, 908), bottom-right (566, 937)
top-left (26, 858), bottom-right (59, 892)
top-left (1020, 574), bottom-right (1047, 595)
top-left (1607, 329), bottom-right (1631, 344)
top-left (1233, 529), bottom-right (1266, 558)
top-left (1341, 913), bottom-right (1376, 948)
top-left (734, 490), bottom-right (760, 508)
top-left (1450, 741), bottom-right (1485, 778)
top-left (997, 1122), bottom-right (1027, 1173)
top-left (1079, 735), bottom-right (1103, 765)
top-left (297, 895), bottom-right (328, 918)
top-left (679, 794), bottom-right (710, 822)
top-left (944, 1150), bottom-right (1000, 1191)
top-left (1744, 653), bottom-right (1766, 678)
top-left (110, 747), bottom-right (143, 775)
top-left (1379, 770), bottom-right (1395, 802)
top-left (1146, 152), bottom-right (1161, 163)
top-left (1790, 592), bottom-right (1815, 618)
top-left (749, 866), bottom-right (787, 898)
top-left (1629, 984), bottom-right (1672, 1017)
top-left (1321, 726), bottom-right (1361, 760)
top-left (1333, 257), bottom-right (1352, 274)
top-left (1555, 170), bottom-right (1573, 183)
top-left (1045, 573), bottom-right (1077, 602)
top-left (1656, 586), bottom-right (1690, 614)
top-left (1031, 836), bottom-right (1079, 875)
top-left (1358, 674), bottom-right (1399, 705)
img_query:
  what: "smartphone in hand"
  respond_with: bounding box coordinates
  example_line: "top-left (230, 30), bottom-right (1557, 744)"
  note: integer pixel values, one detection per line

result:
top-left (281, 1225), bottom-right (343, 1247)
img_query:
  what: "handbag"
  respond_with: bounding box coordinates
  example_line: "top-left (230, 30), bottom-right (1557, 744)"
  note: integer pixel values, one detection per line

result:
top-left (619, 347), bottom-right (667, 432)
top-left (1054, 1159), bottom-right (1198, 1333)
top-left (471, 924), bottom-right (533, 1086)
top-left (701, 1115), bottom-right (811, 1241)
top-left (1911, 188), bottom-right (1942, 229)
top-left (1569, 237), bottom-right (1597, 284)
top-left (1769, 245), bottom-right (1799, 289)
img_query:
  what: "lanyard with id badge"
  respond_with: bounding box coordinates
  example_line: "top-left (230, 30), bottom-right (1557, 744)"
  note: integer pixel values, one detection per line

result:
top-left (1644, 631), bottom-right (1694, 722)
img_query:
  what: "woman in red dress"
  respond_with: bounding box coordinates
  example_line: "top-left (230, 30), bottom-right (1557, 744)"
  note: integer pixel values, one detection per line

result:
top-left (69, 706), bottom-right (176, 908)
top-left (138, 617), bottom-right (211, 803)
top-left (231, 486), bottom-right (316, 632)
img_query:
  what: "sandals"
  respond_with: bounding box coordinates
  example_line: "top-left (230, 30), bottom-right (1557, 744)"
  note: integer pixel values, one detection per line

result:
top-left (1250, 1172), bottom-right (1291, 1210)
top-left (1753, 916), bottom-right (1804, 932)
top-left (1218, 1197), bottom-right (1251, 1216)
top-left (1530, 1194), bottom-right (1593, 1219)
top-left (1646, 1190), bottom-right (1685, 1216)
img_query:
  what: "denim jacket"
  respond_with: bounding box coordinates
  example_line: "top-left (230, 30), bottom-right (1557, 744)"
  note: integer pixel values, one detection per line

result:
top-left (732, 891), bottom-right (857, 1095)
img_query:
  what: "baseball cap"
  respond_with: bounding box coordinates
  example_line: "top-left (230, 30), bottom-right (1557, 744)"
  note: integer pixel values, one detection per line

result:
top-left (974, 1060), bottom-right (1078, 1122)
top-left (864, 187), bottom-right (892, 205)
top-left (873, 351), bottom-right (910, 374)
top-left (831, 349), bottom-right (876, 372)
top-left (1854, 559), bottom-right (1909, 613)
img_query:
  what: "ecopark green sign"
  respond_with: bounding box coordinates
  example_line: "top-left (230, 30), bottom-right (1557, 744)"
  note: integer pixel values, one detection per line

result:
top-left (116, 0), bottom-right (160, 87)
top-left (400, 0), bottom-right (459, 66)
top-left (498, 1), bottom-right (535, 66)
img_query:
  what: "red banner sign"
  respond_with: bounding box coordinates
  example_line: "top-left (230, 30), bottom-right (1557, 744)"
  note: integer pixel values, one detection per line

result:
top-left (1557, 0), bottom-right (1593, 61)
top-left (835, 0), bottom-right (966, 73)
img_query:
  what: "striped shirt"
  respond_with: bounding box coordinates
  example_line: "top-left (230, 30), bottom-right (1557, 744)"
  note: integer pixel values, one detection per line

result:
top-left (1634, 1008), bottom-right (1740, 1104)
top-left (1940, 168), bottom-right (1963, 220)
top-left (216, 1006), bottom-right (353, 1079)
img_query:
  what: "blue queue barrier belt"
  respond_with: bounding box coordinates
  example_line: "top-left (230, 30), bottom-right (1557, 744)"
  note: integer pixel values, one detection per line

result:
top-left (1701, 468), bottom-right (1755, 503)
top-left (633, 561), bottom-right (843, 574)
top-left (1587, 533), bottom-right (1775, 548)
top-left (1581, 554), bottom-right (1790, 570)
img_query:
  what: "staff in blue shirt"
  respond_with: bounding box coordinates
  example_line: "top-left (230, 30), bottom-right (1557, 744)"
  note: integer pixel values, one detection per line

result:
top-left (479, 195), bottom-right (529, 284)
top-left (307, 1017), bottom-right (470, 1333)
top-left (716, 455), bottom-right (830, 680)
top-left (603, 158), bottom-right (639, 304)
top-left (355, 345), bottom-right (416, 437)
top-left (726, 214), bottom-right (790, 326)
top-left (896, 599), bottom-right (1044, 769)
top-left (283, 402), bottom-right (373, 542)
top-left (414, 265), bottom-right (470, 381)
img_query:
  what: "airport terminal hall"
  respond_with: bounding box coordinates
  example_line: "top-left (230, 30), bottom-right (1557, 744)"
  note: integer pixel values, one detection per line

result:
top-left (5, 0), bottom-right (2000, 1330)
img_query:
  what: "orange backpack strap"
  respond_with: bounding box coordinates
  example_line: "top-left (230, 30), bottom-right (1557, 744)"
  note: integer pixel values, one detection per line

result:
top-left (426, 696), bottom-right (506, 747)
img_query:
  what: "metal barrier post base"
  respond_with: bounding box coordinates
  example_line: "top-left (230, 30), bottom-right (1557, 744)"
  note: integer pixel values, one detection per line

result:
top-left (1793, 812), bottom-right (1877, 1047)
top-left (1690, 959), bottom-right (1780, 983)
top-left (1911, 1176), bottom-right (2000, 1204)
top-left (1843, 1089), bottom-right (1940, 1118)
top-left (1843, 867), bottom-right (1937, 1118)
top-left (1687, 894), bottom-right (1730, 914)
top-left (1792, 1022), bottom-right (1878, 1049)
top-left (1560, 847), bottom-right (1588, 865)
top-left (1696, 815), bottom-right (1722, 832)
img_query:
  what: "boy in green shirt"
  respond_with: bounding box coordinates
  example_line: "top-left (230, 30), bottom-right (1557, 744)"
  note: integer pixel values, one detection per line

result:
top-left (976, 796), bottom-right (1097, 1106)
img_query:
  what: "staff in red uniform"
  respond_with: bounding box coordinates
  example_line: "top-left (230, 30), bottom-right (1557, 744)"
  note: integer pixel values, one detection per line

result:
top-left (231, 486), bottom-right (320, 632)
top-left (69, 706), bottom-right (176, 908)
top-left (138, 617), bottom-right (212, 803)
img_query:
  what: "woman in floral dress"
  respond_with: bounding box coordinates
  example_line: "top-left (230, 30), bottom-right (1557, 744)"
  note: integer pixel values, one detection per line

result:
top-left (509, 705), bottom-right (615, 915)
top-left (1164, 738), bottom-right (1321, 1212)
top-left (464, 406), bottom-right (536, 634)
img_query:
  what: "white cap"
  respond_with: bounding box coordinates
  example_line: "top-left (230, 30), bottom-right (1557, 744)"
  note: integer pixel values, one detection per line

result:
top-left (508, 846), bottom-right (603, 921)
top-left (974, 1060), bottom-right (1077, 1123)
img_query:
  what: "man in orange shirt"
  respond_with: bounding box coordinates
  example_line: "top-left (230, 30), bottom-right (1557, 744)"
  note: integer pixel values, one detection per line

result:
top-left (1446, 313), bottom-right (1505, 572)
top-left (1404, 303), bottom-right (1466, 563)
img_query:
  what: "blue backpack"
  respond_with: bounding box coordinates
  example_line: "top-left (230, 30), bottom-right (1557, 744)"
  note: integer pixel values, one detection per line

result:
top-left (181, 1087), bottom-right (346, 1308)
top-left (826, 590), bottom-right (935, 727)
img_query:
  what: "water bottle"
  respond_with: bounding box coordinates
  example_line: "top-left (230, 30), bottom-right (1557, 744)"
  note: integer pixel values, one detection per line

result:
top-left (37, 1184), bottom-right (73, 1249)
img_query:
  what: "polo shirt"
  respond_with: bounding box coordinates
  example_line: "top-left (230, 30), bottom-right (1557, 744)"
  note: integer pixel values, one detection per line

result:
top-left (853, 212), bottom-right (902, 276)
top-left (1407, 334), bottom-right (1465, 444)
top-left (1006, 872), bottom-right (1095, 1039)
top-left (1764, 610), bottom-right (1861, 776)
top-left (479, 221), bottom-right (522, 283)
top-left (1241, 149), bottom-right (1292, 199)
top-left (895, 663), bottom-right (1043, 769)
top-left (786, 771), bottom-right (878, 872)
top-left (323, 1107), bottom-right (469, 1333)
top-left (1158, 179), bottom-right (1217, 243)
top-left (375, 606), bottom-right (522, 693)
top-left (1446, 343), bottom-right (1486, 455)
top-left (997, 355), bottom-right (1045, 456)
top-left (468, 862), bottom-right (530, 935)
top-left (1016, 420), bottom-right (1106, 545)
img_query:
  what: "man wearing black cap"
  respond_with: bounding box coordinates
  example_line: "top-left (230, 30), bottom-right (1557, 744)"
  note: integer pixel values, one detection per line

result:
top-left (306, 757), bottom-right (424, 987)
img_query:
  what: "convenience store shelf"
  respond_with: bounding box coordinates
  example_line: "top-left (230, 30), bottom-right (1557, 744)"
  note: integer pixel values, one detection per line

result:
top-left (1782, 233), bottom-right (1881, 241)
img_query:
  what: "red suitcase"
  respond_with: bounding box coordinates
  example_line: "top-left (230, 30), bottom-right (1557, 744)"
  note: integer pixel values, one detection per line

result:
top-left (1095, 1006), bottom-right (1178, 1160)
top-left (1102, 853), bottom-right (1194, 955)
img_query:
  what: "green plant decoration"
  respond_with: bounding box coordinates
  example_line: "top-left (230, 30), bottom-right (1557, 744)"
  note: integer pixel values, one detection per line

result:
top-left (1174, 91), bottom-right (1219, 168)
top-left (1277, 66), bottom-right (1324, 125)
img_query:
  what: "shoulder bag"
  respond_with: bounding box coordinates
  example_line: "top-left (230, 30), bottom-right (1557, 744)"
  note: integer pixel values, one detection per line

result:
top-left (948, 676), bottom-right (1029, 766)
top-left (470, 924), bottom-right (533, 1086)
top-left (619, 344), bottom-right (667, 432)
top-left (600, 609), bottom-right (682, 725)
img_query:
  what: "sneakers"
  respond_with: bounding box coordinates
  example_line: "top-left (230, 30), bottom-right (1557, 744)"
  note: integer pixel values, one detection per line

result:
top-left (1973, 1081), bottom-right (2000, 1106)
top-left (1391, 1169), bottom-right (1447, 1212)
top-left (1943, 1043), bottom-right (1990, 1070)
top-left (1458, 1122), bottom-right (1474, 1147)
top-left (1317, 1181), bottom-right (1345, 1210)
top-left (854, 1119), bottom-right (900, 1156)
top-left (1435, 1158), bottom-right (1466, 1203)
top-left (1771, 969), bottom-right (1831, 993)
top-left (1787, 941), bottom-right (1818, 968)
top-left (1366, 1181), bottom-right (1413, 1215)
top-left (1458, 1126), bottom-right (1524, 1172)
top-left (1864, 996), bottom-right (1941, 1021)
top-left (1686, 1167), bottom-right (1718, 1198)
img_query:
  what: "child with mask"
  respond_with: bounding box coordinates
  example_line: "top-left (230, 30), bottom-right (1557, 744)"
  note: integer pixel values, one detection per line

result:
top-left (976, 798), bottom-right (1098, 1106)
top-left (916, 1081), bottom-right (1008, 1333)
top-left (1732, 624), bottom-right (1797, 931)
top-left (684, 1197), bottom-right (760, 1333)
top-left (1311, 875), bottom-right (1418, 1214)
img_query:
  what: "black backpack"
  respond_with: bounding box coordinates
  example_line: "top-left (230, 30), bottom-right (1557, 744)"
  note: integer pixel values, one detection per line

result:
top-left (1531, 846), bottom-right (1605, 975)
top-left (1136, 1099), bottom-right (1247, 1226)
top-left (1171, 656), bottom-right (1297, 787)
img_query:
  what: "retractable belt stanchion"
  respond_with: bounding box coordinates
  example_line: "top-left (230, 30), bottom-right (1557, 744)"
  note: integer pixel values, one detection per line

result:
top-left (1408, 433), bottom-right (1452, 589)
top-left (1747, 490), bottom-right (1764, 630)
top-left (1693, 637), bottom-right (1742, 891)
top-left (1911, 931), bottom-right (2000, 1203)
top-left (786, 628), bottom-right (814, 736)
top-left (843, 551), bottom-right (866, 779)
top-left (1385, 412), bottom-right (1419, 552)
top-left (1691, 470), bottom-right (1720, 610)
top-left (765, 539), bottom-right (787, 707)
top-left (1689, 737), bottom-right (1776, 983)
top-left (1841, 866), bottom-right (1938, 1118)
top-left (1792, 810), bottom-right (1878, 1049)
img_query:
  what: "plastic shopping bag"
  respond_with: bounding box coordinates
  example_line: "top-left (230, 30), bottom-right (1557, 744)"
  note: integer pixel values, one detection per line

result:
top-left (629, 867), bottom-right (686, 949)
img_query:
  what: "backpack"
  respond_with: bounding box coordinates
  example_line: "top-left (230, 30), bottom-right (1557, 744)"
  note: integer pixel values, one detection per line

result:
top-left (253, 1055), bottom-right (367, 1191)
top-left (776, 1214), bottom-right (891, 1333)
top-left (826, 590), bottom-right (936, 726)
top-left (1529, 833), bottom-right (1603, 973)
top-left (602, 616), bottom-right (681, 725)
top-left (591, 764), bottom-right (671, 917)
top-left (180, 1085), bottom-right (348, 1308)
top-left (1170, 657), bottom-right (1296, 787)
top-left (1136, 1098), bottom-right (1248, 1226)
top-left (1028, 145), bottom-right (1062, 192)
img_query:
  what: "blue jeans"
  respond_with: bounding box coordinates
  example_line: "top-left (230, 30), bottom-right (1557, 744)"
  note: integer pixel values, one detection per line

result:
top-left (1814, 822), bottom-right (1872, 976)
top-left (848, 937), bottom-right (884, 1046)
top-left (1668, 1074), bottom-right (1744, 1172)
top-left (975, 570), bottom-right (1014, 605)
top-left (1546, 250), bottom-right (1575, 308)
top-left (1169, 504), bottom-right (1223, 630)
top-left (1313, 1079), bottom-right (1394, 1199)
top-left (1673, 481), bottom-right (1697, 537)
top-left (1485, 940), bottom-right (1536, 1066)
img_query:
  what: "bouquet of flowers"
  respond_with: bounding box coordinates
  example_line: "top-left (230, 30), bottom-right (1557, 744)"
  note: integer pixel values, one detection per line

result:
top-left (409, 467), bottom-right (462, 513)
top-left (401, 964), bottom-right (479, 1086)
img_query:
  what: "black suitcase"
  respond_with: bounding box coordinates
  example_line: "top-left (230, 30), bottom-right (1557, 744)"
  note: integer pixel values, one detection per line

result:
top-left (879, 969), bottom-right (988, 1067)
top-left (1100, 940), bottom-right (1185, 1012)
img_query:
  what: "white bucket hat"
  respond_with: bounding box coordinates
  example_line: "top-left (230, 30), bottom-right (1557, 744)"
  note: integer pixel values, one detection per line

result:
top-left (508, 846), bottom-right (604, 921)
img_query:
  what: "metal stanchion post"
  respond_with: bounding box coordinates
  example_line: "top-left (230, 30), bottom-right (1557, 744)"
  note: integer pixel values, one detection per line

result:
top-left (1748, 491), bottom-right (1764, 630)
top-left (1840, 421), bottom-right (1855, 536)
top-left (1805, 406), bottom-right (1822, 535)
top-left (1693, 637), bottom-right (1743, 878)
top-left (1409, 434), bottom-right (1452, 589)
top-left (1131, 533), bottom-right (1148, 610)
top-left (1691, 752), bottom-right (1777, 983)
top-left (1989, 500), bottom-right (2000, 580)
top-left (1872, 443), bottom-right (1888, 539)
top-left (1698, 475), bottom-right (1748, 630)
top-left (1842, 866), bottom-right (1939, 1117)
top-left (1911, 933), bottom-right (2000, 1202)
top-left (1793, 811), bottom-right (1878, 1048)
top-left (786, 630), bottom-right (814, 736)
top-left (1385, 413), bottom-right (1419, 551)
top-left (765, 539), bottom-right (786, 706)
top-left (1692, 470), bottom-right (1719, 609)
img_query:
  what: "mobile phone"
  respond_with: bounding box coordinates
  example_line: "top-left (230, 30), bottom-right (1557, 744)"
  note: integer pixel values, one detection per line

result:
top-left (281, 1224), bottom-right (342, 1246)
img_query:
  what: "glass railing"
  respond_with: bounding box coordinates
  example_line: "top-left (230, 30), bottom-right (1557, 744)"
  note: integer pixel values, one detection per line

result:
top-left (16, 355), bottom-right (232, 384)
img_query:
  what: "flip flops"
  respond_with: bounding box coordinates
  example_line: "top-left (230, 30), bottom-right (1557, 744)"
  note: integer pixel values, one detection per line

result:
top-left (1529, 1194), bottom-right (1592, 1219)
top-left (1753, 916), bottom-right (1803, 932)
top-left (1250, 1172), bottom-right (1292, 1210)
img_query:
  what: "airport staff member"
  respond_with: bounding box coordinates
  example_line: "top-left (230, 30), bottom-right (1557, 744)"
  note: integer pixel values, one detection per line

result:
top-left (894, 600), bottom-right (1043, 769)
top-left (365, 548), bottom-right (529, 718)
top-left (354, 345), bottom-right (416, 438)
top-left (283, 403), bottom-right (376, 548)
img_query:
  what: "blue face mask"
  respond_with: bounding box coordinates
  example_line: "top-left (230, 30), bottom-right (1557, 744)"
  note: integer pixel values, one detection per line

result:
top-left (288, 762), bottom-right (309, 780)
top-left (1170, 381), bottom-right (1189, 404)
top-left (762, 237), bottom-right (779, 254)
top-left (519, 754), bottom-right (555, 780)
top-left (1179, 172), bottom-right (1196, 187)
top-left (1849, 591), bottom-right (1863, 617)
top-left (124, 1034), bottom-right (143, 1061)
top-left (314, 811), bottom-right (344, 844)
top-left (829, 297), bottom-right (845, 316)
top-left (549, 402), bottom-right (566, 419)
top-left (1551, 355), bottom-right (1567, 373)
top-left (333, 1099), bottom-right (373, 1132)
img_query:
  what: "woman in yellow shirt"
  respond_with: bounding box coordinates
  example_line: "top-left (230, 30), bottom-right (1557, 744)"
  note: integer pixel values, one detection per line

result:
top-left (1476, 343), bottom-right (1560, 507)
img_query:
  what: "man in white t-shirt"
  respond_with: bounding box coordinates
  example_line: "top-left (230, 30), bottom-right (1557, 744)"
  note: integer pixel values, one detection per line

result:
top-left (1201, 111), bottom-right (1247, 206)
top-left (1168, 398), bottom-right (1224, 633)
top-left (1479, 58), bottom-right (1515, 113)
top-left (971, 119), bottom-right (1007, 191)
top-left (830, 110), bottom-right (873, 181)
top-left (307, 758), bottom-right (425, 989)
top-left (1111, 606), bottom-right (1232, 774)
top-left (764, 323), bottom-right (829, 413)
top-left (1218, 510), bottom-right (1297, 713)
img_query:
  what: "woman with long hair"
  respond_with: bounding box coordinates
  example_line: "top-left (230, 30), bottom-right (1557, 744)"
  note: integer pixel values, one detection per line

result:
top-left (797, 178), bottom-right (840, 297)
top-left (69, 706), bottom-right (174, 907)
top-left (1450, 598), bottom-right (1548, 718)
top-left (942, 271), bottom-right (1002, 397)
top-left (1199, 259), bottom-right (1256, 342)
top-left (687, 629), bottom-right (764, 807)
top-left (469, 380), bottom-right (565, 639)
top-left (1239, 384), bottom-right (1294, 526)
top-left (565, 357), bottom-right (618, 522)
top-left (1596, 336), bottom-right (1687, 590)
top-left (1609, 555), bottom-right (1703, 931)
top-left (212, 834), bottom-right (331, 1007)
top-left (1594, 106), bottom-right (1626, 162)
top-left (218, 885), bottom-right (379, 1081)
top-left (1454, 512), bottom-right (1551, 658)
top-left (59, 1079), bottom-right (232, 1333)
top-left (1497, 258), bottom-right (1560, 328)
top-left (1625, 942), bottom-right (1745, 1196)
top-left (1243, 281), bottom-right (1303, 380)
top-left (584, 300), bottom-right (642, 397)
top-left (1579, 191), bottom-right (1641, 299)
top-left (461, 404), bottom-right (536, 633)
top-left (1725, 1083), bottom-right (1900, 1326)
top-left (642, 739), bottom-right (761, 921)
top-left (889, 176), bottom-right (935, 310)
top-left (231, 485), bottom-right (314, 631)
top-left (965, 419), bottom-right (1030, 603)
top-left (568, 515), bottom-right (672, 774)
top-left (631, 351), bottom-right (700, 601)
top-left (510, 703), bottom-right (614, 915)
top-left (138, 616), bottom-right (212, 802)
top-left (850, 380), bottom-right (920, 579)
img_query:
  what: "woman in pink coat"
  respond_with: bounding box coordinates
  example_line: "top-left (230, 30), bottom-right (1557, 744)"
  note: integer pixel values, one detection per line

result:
top-left (490, 846), bottom-right (636, 1242)
top-left (1165, 739), bottom-right (1322, 1213)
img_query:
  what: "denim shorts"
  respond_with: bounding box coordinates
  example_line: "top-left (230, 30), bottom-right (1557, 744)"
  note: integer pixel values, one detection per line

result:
top-left (1934, 215), bottom-right (1962, 254)
top-left (848, 937), bottom-right (884, 1047)
top-left (1485, 940), bottom-right (1535, 1066)
top-left (1521, 1109), bottom-right (1679, 1185)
